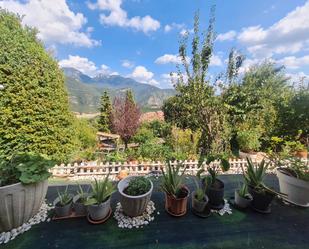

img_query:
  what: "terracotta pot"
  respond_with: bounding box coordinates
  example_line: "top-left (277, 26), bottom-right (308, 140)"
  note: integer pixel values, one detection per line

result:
top-left (0, 180), bottom-right (48, 232)
top-left (294, 150), bottom-right (308, 159)
top-left (165, 186), bottom-right (189, 216)
top-left (117, 170), bottom-right (128, 180)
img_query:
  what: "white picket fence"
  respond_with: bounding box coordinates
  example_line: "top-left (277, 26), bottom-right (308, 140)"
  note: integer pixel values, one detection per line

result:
top-left (49, 158), bottom-right (274, 180)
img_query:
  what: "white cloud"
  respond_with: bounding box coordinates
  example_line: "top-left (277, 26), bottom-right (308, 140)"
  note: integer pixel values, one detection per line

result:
top-left (129, 66), bottom-right (158, 85)
top-left (210, 54), bottom-right (223, 66)
top-left (238, 1), bottom-right (309, 58)
top-left (155, 54), bottom-right (190, 64)
top-left (161, 72), bottom-right (188, 86)
top-left (121, 60), bottom-right (134, 68)
top-left (0, 0), bottom-right (100, 47)
top-left (179, 28), bottom-right (194, 37)
top-left (155, 54), bottom-right (182, 64)
top-left (58, 55), bottom-right (115, 76)
top-left (286, 71), bottom-right (309, 83)
top-left (164, 23), bottom-right (185, 33)
top-left (216, 30), bottom-right (237, 42)
top-left (88, 0), bottom-right (160, 33)
top-left (277, 55), bottom-right (309, 69)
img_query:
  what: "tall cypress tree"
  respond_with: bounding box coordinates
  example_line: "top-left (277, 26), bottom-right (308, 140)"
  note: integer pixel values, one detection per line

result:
top-left (0, 10), bottom-right (77, 162)
top-left (98, 91), bottom-right (112, 132)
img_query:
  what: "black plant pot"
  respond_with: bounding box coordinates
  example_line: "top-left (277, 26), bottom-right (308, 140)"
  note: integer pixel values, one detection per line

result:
top-left (248, 185), bottom-right (275, 213)
top-left (205, 179), bottom-right (225, 210)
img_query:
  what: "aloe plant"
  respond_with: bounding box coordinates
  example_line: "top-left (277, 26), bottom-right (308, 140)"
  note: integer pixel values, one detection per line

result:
top-left (241, 157), bottom-right (280, 195)
top-left (160, 162), bottom-right (186, 198)
top-left (85, 176), bottom-right (115, 205)
top-left (76, 184), bottom-right (90, 204)
top-left (57, 186), bottom-right (72, 206)
top-left (237, 183), bottom-right (249, 198)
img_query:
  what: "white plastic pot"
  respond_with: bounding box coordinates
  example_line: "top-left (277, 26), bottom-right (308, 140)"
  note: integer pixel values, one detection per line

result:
top-left (276, 168), bottom-right (309, 207)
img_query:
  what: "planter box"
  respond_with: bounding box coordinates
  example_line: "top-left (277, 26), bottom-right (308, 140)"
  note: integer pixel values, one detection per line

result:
top-left (0, 180), bottom-right (48, 232)
top-left (276, 168), bottom-right (309, 207)
top-left (118, 176), bottom-right (153, 217)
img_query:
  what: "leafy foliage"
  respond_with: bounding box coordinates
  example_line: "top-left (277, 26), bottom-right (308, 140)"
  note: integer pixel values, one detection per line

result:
top-left (124, 177), bottom-right (151, 196)
top-left (98, 91), bottom-right (112, 132)
top-left (237, 129), bottom-right (261, 152)
top-left (0, 10), bottom-right (77, 161)
top-left (238, 183), bottom-right (249, 198)
top-left (111, 90), bottom-right (141, 149)
top-left (76, 184), bottom-right (90, 204)
top-left (85, 176), bottom-right (115, 205)
top-left (0, 152), bottom-right (55, 186)
top-left (287, 157), bottom-right (309, 182)
top-left (160, 162), bottom-right (186, 198)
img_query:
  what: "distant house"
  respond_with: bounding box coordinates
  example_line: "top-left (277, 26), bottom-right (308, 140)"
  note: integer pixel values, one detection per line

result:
top-left (97, 132), bottom-right (120, 152)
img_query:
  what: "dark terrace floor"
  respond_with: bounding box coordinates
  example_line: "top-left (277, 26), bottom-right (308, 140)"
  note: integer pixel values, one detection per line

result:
top-left (2, 175), bottom-right (309, 249)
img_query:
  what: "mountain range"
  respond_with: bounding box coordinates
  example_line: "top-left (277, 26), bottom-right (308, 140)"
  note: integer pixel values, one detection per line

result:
top-left (63, 67), bottom-right (175, 113)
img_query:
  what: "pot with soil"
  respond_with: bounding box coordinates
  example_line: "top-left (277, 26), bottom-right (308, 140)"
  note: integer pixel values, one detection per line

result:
top-left (234, 183), bottom-right (252, 208)
top-left (118, 176), bottom-right (153, 217)
top-left (53, 187), bottom-right (73, 217)
top-left (248, 185), bottom-right (275, 212)
top-left (86, 177), bottom-right (115, 221)
top-left (165, 186), bottom-right (189, 216)
top-left (206, 179), bottom-right (225, 209)
top-left (191, 190), bottom-right (209, 213)
top-left (276, 167), bottom-right (309, 207)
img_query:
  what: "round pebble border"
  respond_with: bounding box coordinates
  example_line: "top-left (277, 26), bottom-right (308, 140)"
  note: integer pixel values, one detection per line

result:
top-left (212, 199), bottom-right (233, 216)
top-left (0, 202), bottom-right (53, 245)
top-left (114, 201), bottom-right (156, 229)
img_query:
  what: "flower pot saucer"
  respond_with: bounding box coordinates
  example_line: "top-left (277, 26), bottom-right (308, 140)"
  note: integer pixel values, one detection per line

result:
top-left (209, 200), bottom-right (225, 210)
top-left (192, 206), bottom-right (211, 218)
top-left (250, 204), bottom-right (271, 214)
top-left (165, 204), bottom-right (187, 217)
top-left (87, 208), bottom-right (112, 224)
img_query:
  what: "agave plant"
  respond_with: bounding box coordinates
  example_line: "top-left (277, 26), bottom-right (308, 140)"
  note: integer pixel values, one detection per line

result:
top-left (241, 157), bottom-right (279, 195)
top-left (160, 162), bottom-right (186, 198)
top-left (57, 186), bottom-right (72, 206)
top-left (85, 176), bottom-right (116, 205)
top-left (238, 182), bottom-right (249, 198)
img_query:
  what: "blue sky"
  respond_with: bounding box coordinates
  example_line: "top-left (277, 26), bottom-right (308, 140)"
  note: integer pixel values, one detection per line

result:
top-left (1, 0), bottom-right (309, 88)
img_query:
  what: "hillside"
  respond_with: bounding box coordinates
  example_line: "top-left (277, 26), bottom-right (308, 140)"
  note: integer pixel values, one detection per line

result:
top-left (63, 67), bottom-right (175, 113)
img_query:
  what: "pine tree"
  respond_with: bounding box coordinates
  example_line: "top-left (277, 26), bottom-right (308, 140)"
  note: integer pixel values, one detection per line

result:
top-left (125, 89), bottom-right (135, 104)
top-left (98, 91), bottom-right (112, 132)
top-left (0, 10), bottom-right (77, 162)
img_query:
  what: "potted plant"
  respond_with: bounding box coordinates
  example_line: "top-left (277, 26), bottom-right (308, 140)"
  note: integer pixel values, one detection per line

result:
top-left (85, 176), bottom-right (115, 221)
top-left (234, 183), bottom-right (252, 208)
top-left (73, 184), bottom-right (89, 216)
top-left (191, 170), bottom-right (210, 216)
top-left (118, 176), bottom-right (153, 217)
top-left (54, 186), bottom-right (73, 217)
top-left (200, 155), bottom-right (230, 210)
top-left (241, 158), bottom-right (280, 213)
top-left (276, 157), bottom-right (309, 207)
top-left (161, 162), bottom-right (189, 216)
top-left (285, 141), bottom-right (307, 159)
top-left (237, 129), bottom-right (261, 159)
top-left (0, 152), bottom-right (54, 232)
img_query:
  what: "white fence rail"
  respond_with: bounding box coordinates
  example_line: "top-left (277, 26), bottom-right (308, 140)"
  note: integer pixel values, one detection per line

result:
top-left (50, 158), bottom-right (275, 180)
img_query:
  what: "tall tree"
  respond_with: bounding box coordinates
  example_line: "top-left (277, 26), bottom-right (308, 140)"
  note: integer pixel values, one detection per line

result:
top-left (112, 90), bottom-right (141, 149)
top-left (163, 7), bottom-right (231, 157)
top-left (98, 91), bottom-right (112, 132)
top-left (0, 10), bottom-right (77, 162)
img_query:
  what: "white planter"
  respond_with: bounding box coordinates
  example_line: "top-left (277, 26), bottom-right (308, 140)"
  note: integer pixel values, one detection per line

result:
top-left (276, 168), bottom-right (309, 207)
top-left (118, 176), bottom-right (153, 217)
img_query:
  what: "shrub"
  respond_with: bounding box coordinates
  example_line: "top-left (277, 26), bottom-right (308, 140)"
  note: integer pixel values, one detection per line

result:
top-left (0, 10), bottom-right (77, 161)
top-left (137, 139), bottom-right (172, 161)
top-left (237, 129), bottom-right (261, 152)
top-left (124, 177), bottom-right (151, 196)
top-left (104, 151), bottom-right (127, 163)
top-left (132, 126), bottom-right (155, 144)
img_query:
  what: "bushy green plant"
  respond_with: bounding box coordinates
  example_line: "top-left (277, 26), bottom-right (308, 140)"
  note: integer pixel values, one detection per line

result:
top-left (0, 10), bottom-right (77, 161)
top-left (284, 140), bottom-right (306, 152)
top-left (132, 126), bottom-right (155, 144)
top-left (124, 177), bottom-right (151, 196)
top-left (0, 152), bottom-right (55, 186)
top-left (85, 177), bottom-right (115, 205)
top-left (104, 151), bottom-right (127, 162)
top-left (237, 129), bottom-right (261, 152)
top-left (288, 158), bottom-right (309, 182)
top-left (57, 186), bottom-right (72, 207)
top-left (241, 158), bottom-right (278, 195)
top-left (160, 162), bottom-right (186, 198)
top-left (147, 120), bottom-right (172, 138)
top-left (137, 139), bottom-right (172, 161)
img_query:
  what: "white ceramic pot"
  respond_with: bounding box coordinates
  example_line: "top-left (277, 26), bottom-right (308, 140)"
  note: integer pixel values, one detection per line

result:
top-left (276, 168), bottom-right (309, 207)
